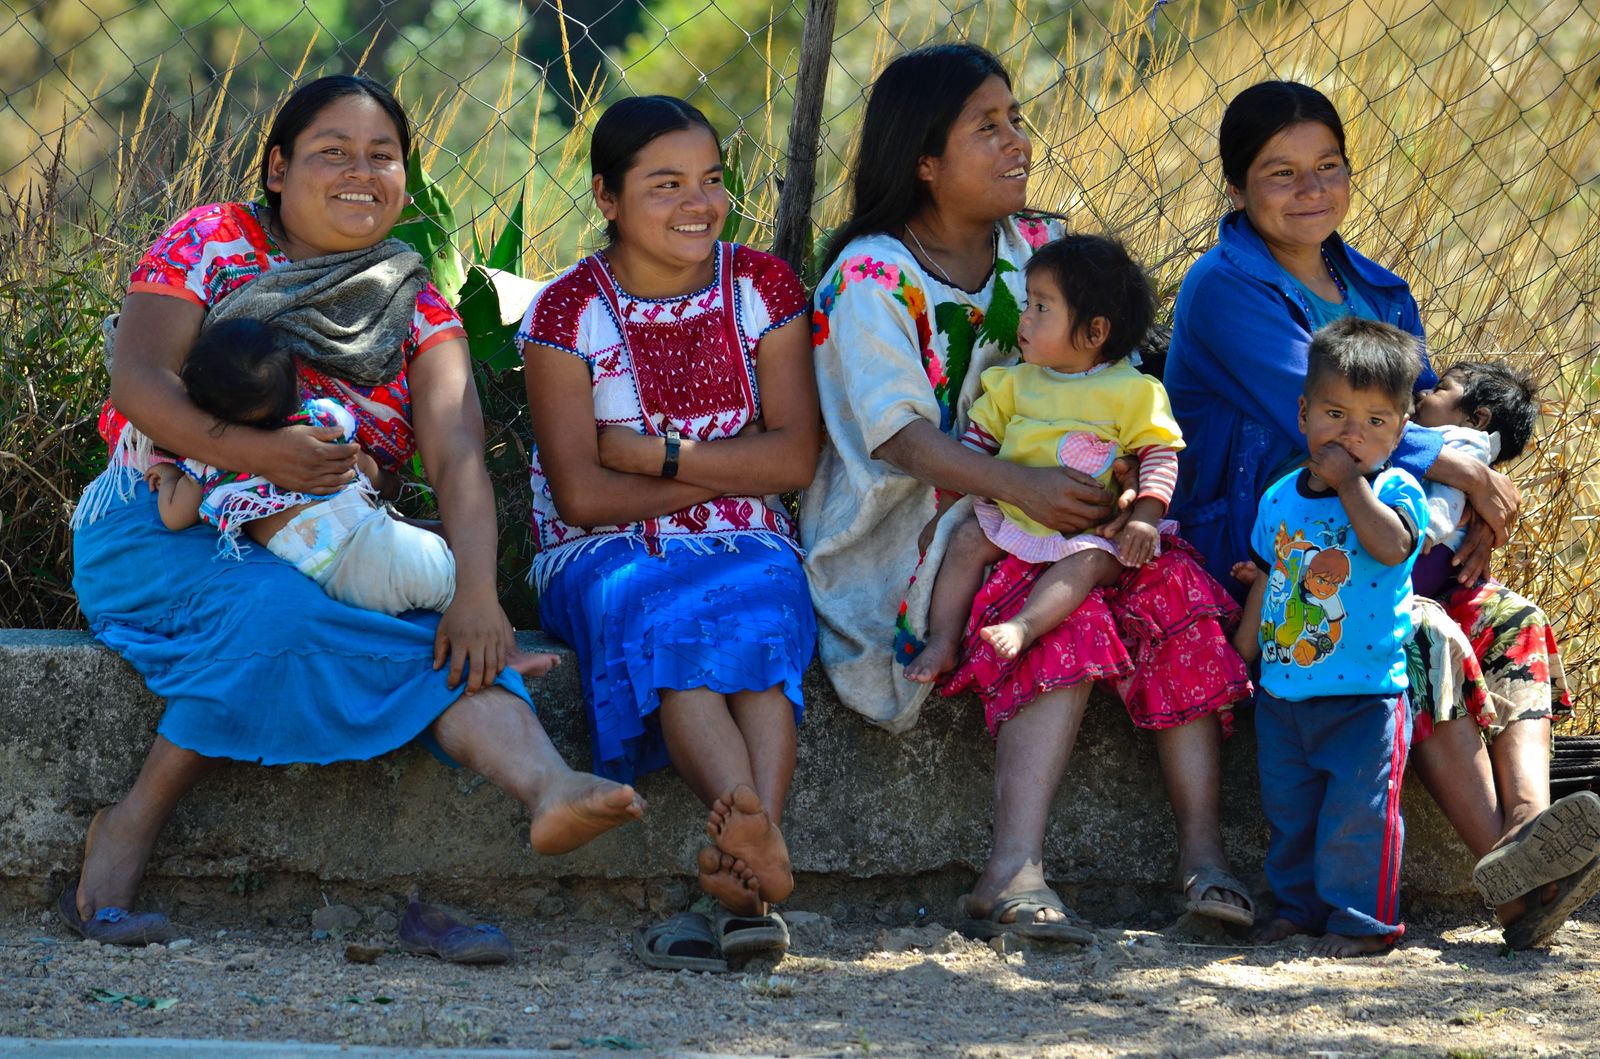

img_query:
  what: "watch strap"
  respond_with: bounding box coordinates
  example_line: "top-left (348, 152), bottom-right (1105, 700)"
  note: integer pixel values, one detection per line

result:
top-left (661, 427), bottom-right (681, 478)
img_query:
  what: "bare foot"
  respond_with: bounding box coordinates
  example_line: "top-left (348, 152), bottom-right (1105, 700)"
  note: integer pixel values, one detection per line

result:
top-left (77, 805), bottom-right (156, 920)
top-left (706, 784), bottom-right (793, 904)
top-left (979, 617), bottom-right (1032, 661)
top-left (1249, 916), bottom-right (1309, 945)
top-left (508, 651), bottom-right (562, 679)
top-left (903, 636), bottom-right (959, 683)
top-left (1309, 932), bottom-right (1392, 958)
top-left (527, 771), bottom-right (645, 856)
top-left (696, 845), bottom-right (763, 916)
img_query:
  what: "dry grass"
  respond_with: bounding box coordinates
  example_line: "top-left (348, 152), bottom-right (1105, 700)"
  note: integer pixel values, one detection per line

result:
top-left (1, 0), bottom-right (1595, 729)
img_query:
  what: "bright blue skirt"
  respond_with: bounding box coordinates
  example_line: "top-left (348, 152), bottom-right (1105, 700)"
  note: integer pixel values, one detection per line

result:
top-left (73, 469), bottom-right (532, 766)
top-left (537, 534), bottom-right (815, 783)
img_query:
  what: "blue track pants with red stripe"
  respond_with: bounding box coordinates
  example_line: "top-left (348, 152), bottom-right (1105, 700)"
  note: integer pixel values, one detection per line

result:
top-left (1255, 689), bottom-right (1411, 940)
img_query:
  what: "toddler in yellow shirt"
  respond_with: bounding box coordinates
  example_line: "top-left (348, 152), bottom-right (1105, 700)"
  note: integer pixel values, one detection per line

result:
top-left (905, 234), bottom-right (1184, 681)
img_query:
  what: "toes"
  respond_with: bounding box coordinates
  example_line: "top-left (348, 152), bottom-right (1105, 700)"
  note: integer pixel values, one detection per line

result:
top-left (730, 784), bottom-right (764, 816)
top-left (696, 844), bottom-right (724, 875)
top-left (603, 783), bottom-right (640, 812)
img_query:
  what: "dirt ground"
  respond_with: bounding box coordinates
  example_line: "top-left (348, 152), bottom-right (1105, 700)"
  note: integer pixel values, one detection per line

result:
top-left (3, 894), bottom-right (1598, 1058)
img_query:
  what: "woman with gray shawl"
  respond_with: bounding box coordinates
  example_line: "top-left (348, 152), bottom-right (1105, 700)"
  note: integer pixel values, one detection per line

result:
top-left (63, 76), bottom-right (643, 955)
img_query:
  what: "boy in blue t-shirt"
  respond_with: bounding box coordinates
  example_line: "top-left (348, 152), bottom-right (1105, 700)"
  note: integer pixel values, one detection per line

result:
top-left (1232, 316), bottom-right (1430, 958)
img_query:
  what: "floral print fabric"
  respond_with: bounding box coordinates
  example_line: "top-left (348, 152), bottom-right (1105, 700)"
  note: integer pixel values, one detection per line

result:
top-left (800, 214), bottom-right (1061, 732)
top-left (100, 201), bottom-right (466, 472)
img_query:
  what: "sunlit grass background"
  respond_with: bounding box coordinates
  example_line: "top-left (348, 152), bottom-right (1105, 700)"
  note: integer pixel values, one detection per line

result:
top-left (2, 0), bottom-right (1595, 727)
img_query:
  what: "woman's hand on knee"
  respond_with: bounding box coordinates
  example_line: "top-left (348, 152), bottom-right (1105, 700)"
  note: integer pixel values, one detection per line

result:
top-left (261, 424), bottom-right (360, 494)
top-left (1006, 465), bottom-right (1115, 535)
top-left (434, 590), bottom-right (518, 694)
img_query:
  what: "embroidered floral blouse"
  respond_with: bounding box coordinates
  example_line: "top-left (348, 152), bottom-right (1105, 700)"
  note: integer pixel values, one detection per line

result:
top-left (799, 213), bottom-right (1062, 731)
top-left (98, 201), bottom-right (466, 473)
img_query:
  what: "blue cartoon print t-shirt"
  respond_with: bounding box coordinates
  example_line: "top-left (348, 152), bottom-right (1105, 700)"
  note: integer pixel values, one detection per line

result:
top-left (1250, 466), bottom-right (1429, 701)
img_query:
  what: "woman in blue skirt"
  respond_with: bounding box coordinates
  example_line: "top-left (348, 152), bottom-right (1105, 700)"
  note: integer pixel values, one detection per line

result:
top-left (520, 96), bottom-right (818, 966)
top-left (67, 76), bottom-right (644, 955)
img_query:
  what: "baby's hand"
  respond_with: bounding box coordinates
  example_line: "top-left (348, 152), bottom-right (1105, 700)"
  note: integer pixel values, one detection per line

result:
top-left (1116, 519), bottom-right (1159, 566)
top-left (1231, 560), bottom-right (1262, 587)
top-left (143, 462), bottom-right (180, 493)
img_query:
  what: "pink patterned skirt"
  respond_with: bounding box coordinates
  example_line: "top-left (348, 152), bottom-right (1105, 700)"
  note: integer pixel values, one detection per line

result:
top-left (940, 536), bottom-right (1252, 737)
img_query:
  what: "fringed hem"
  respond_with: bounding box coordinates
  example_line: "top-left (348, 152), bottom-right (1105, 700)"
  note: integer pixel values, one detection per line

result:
top-left (71, 437), bottom-right (157, 530)
top-left (530, 529), bottom-right (800, 593)
top-left (206, 474), bottom-right (379, 561)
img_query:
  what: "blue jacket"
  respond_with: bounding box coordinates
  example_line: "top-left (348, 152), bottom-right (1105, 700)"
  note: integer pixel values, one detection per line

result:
top-left (1166, 211), bottom-right (1441, 592)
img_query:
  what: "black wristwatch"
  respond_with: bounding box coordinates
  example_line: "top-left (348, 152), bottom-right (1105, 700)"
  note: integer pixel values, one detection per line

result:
top-left (661, 426), bottom-right (682, 478)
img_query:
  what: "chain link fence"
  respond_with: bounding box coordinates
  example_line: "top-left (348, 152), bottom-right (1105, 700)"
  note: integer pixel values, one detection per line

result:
top-left (3, 0), bottom-right (1596, 723)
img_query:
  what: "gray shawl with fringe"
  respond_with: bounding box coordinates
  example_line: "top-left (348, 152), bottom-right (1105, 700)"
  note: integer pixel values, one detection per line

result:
top-left (103, 236), bottom-right (429, 387)
top-left (203, 237), bottom-right (429, 386)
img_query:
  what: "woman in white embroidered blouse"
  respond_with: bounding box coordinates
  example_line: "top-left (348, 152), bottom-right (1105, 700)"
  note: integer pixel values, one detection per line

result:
top-left (802, 44), bottom-right (1254, 942)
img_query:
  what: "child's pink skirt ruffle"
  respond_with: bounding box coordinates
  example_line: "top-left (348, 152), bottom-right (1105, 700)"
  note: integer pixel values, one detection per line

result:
top-left (940, 536), bottom-right (1252, 737)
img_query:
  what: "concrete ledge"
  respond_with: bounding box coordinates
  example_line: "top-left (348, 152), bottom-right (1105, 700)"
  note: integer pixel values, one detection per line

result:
top-left (0, 631), bottom-right (1476, 913)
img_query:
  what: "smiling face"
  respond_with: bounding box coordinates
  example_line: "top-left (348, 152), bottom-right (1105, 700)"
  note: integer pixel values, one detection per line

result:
top-left (1017, 271), bottom-right (1105, 373)
top-left (918, 75), bottom-right (1031, 222)
top-left (1229, 120), bottom-right (1350, 257)
top-left (265, 94), bottom-right (408, 259)
top-left (1299, 373), bottom-right (1409, 475)
top-left (594, 126), bottom-right (727, 285)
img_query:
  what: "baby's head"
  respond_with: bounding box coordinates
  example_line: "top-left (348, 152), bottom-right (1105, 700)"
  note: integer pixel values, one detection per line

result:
top-left (1414, 362), bottom-right (1538, 463)
top-left (181, 318), bottom-right (300, 429)
top-left (1019, 234), bottom-right (1154, 371)
top-left (1299, 316), bottom-right (1421, 474)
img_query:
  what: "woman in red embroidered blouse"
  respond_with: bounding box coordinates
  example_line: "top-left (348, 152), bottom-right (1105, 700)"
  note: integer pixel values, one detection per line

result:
top-left (521, 96), bottom-right (819, 961)
top-left (65, 76), bottom-right (644, 949)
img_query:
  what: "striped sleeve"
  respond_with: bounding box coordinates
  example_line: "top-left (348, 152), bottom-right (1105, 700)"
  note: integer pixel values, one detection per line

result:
top-left (1134, 444), bottom-right (1179, 508)
top-left (960, 421), bottom-right (1001, 455)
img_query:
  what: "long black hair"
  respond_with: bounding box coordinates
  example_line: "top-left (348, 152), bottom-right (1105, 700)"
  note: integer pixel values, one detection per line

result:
top-left (259, 75), bottom-right (412, 211)
top-left (182, 319), bottom-right (301, 428)
top-left (822, 43), bottom-right (1010, 269)
top-left (590, 95), bottom-right (720, 244)
top-left (1218, 80), bottom-right (1347, 192)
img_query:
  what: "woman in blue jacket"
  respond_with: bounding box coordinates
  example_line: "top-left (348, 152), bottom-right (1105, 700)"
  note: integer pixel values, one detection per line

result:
top-left (1166, 80), bottom-right (1596, 949)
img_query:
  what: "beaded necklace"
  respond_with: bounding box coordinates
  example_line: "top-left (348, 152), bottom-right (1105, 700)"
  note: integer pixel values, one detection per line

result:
top-left (1320, 246), bottom-right (1349, 301)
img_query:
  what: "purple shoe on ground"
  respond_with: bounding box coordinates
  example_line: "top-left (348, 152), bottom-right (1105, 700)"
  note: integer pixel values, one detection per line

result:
top-left (398, 896), bottom-right (514, 965)
top-left (57, 879), bottom-right (172, 947)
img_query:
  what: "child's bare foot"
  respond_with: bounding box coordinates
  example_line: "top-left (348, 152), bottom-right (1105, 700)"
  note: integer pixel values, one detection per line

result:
top-left (1249, 916), bottom-right (1309, 945)
top-left (528, 772), bottom-right (645, 855)
top-left (509, 651), bottom-right (562, 678)
top-left (696, 844), bottom-right (763, 916)
top-left (903, 635), bottom-right (959, 683)
top-left (707, 784), bottom-right (793, 904)
top-left (979, 617), bottom-right (1033, 660)
top-left (1309, 932), bottom-right (1392, 958)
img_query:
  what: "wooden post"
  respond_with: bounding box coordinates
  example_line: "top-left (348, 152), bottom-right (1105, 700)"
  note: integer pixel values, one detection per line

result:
top-left (771, 0), bottom-right (840, 275)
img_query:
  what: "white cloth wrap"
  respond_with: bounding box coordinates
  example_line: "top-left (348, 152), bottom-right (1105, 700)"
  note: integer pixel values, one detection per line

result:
top-left (267, 490), bottom-right (456, 615)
